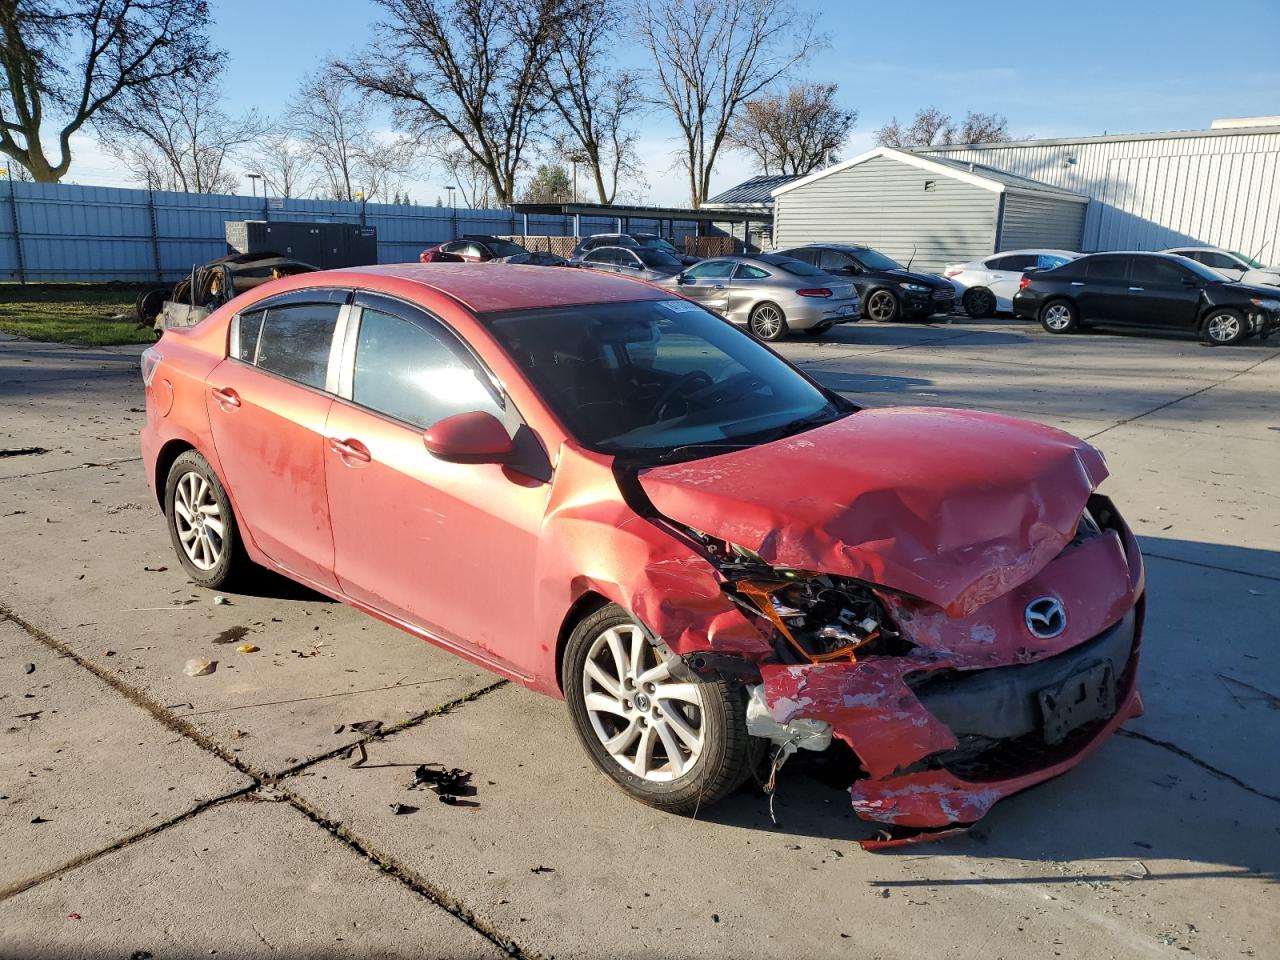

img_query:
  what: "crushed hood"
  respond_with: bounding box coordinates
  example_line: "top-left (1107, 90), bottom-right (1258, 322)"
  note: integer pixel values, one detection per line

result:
top-left (638, 407), bottom-right (1107, 617)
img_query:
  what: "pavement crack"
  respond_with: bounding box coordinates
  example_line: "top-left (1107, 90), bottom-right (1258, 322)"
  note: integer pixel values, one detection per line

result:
top-left (0, 455), bottom-right (142, 482)
top-left (0, 790), bottom-right (255, 902)
top-left (280, 791), bottom-right (534, 958)
top-left (1118, 729), bottom-right (1280, 805)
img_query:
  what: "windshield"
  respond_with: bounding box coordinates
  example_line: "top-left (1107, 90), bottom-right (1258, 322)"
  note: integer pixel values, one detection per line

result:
top-left (482, 299), bottom-right (844, 458)
top-left (487, 240), bottom-right (528, 258)
top-left (854, 248), bottom-right (904, 271)
top-left (1229, 250), bottom-right (1266, 269)
top-left (635, 249), bottom-right (683, 269)
top-left (638, 236), bottom-right (680, 255)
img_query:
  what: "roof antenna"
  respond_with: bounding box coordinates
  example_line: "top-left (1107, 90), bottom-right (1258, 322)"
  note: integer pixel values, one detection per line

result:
top-left (907, 243), bottom-right (917, 271)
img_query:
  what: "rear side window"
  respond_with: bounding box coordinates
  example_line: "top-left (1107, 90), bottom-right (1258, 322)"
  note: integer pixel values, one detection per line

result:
top-left (989, 254), bottom-right (1036, 271)
top-left (351, 307), bottom-right (503, 430)
top-left (735, 264), bottom-right (770, 280)
top-left (236, 310), bottom-right (265, 363)
top-left (1037, 254), bottom-right (1070, 269)
top-left (254, 302), bottom-right (341, 389)
top-left (1084, 257), bottom-right (1127, 281)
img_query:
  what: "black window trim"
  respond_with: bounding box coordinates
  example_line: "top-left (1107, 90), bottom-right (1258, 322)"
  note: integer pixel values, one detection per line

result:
top-left (228, 287), bottom-right (355, 395)
top-left (333, 289), bottom-right (515, 435)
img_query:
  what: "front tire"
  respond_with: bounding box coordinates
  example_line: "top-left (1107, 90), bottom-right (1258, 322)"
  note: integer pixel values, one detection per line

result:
top-left (864, 288), bottom-right (900, 322)
top-left (1040, 299), bottom-right (1079, 334)
top-left (563, 604), bottom-right (752, 814)
top-left (1202, 308), bottom-right (1247, 346)
top-left (164, 450), bottom-right (247, 589)
top-left (963, 287), bottom-right (996, 319)
top-left (748, 303), bottom-right (789, 341)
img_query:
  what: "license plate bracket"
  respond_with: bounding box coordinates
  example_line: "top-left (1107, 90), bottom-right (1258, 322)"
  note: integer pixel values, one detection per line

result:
top-left (1037, 661), bottom-right (1116, 745)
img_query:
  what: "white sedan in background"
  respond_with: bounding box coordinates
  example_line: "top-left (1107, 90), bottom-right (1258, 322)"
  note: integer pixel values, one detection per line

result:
top-left (1162, 247), bottom-right (1280, 287)
top-left (945, 249), bottom-right (1079, 317)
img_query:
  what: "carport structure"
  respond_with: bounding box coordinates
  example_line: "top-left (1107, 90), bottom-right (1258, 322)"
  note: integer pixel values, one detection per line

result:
top-left (771, 147), bottom-right (1089, 274)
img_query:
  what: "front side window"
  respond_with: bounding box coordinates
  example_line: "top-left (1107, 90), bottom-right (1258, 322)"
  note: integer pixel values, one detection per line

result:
top-left (1130, 257), bottom-right (1191, 285)
top-left (351, 307), bottom-right (502, 430)
top-left (685, 260), bottom-right (736, 279)
top-left (636, 249), bottom-right (682, 269)
top-left (485, 239), bottom-right (527, 258)
top-left (483, 299), bottom-right (844, 458)
top-left (254, 302), bottom-right (341, 389)
top-left (1200, 251), bottom-right (1241, 270)
top-left (818, 250), bottom-right (854, 272)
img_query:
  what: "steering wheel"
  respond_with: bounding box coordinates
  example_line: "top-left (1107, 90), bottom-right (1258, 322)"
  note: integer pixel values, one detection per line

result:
top-left (648, 371), bottom-right (714, 421)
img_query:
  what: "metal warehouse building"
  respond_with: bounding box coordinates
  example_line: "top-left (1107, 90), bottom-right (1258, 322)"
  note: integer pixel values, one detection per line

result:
top-left (771, 147), bottom-right (1089, 274)
top-left (767, 118), bottom-right (1280, 274)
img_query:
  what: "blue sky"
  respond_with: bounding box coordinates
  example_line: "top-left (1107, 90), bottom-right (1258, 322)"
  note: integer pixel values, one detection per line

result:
top-left (70, 0), bottom-right (1280, 204)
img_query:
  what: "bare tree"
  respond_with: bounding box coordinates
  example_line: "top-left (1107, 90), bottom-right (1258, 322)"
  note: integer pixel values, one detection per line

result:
top-left (248, 131), bottom-right (314, 199)
top-left (0, 0), bottom-right (215, 182)
top-left (337, 0), bottom-right (588, 206)
top-left (544, 0), bottom-right (640, 204)
top-left (100, 68), bottom-right (263, 193)
top-left (728, 82), bottom-right (854, 176)
top-left (875, 107), bottom-right (1010, 148)
top-left (3, 157), bottom-right (33, 180)
top-left (286, 71), bottom-right (418, 203)
top-left (431, 139), bottom-right (495, 208)
top-left (636, 0), bottom-right (819, 207)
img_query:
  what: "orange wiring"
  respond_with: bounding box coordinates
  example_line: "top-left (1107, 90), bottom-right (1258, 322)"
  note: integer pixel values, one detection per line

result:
top-left (737, 579), bottom-right (877, 664)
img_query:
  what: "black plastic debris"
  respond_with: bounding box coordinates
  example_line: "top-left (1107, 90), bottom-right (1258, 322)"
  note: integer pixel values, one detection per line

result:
top-left (530, 865), bottom-right (554, 874)
top-left (389, 803), bottom-right (418, 816)
top-left (349, 720), bottom-right (383, 735)
top-left (30, 816), bottom-right (50, 824)
top-left (408, 764), bottom-right (475, 805)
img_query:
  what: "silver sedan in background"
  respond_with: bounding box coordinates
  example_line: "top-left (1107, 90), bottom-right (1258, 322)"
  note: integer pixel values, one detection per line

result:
top-left (659, 254), bottom-right (860, 340)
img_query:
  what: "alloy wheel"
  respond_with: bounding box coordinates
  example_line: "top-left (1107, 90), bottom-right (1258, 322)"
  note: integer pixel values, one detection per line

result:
top-left (751, 305), bottom-right (784, 340)
top-left (172, 470), bottom-right (224, 571)
top-left (1044, 304), bottom-right (1073, 331)
top-left (967, 290), bottom-right (994, 317)
top-left (867, 291), bottom-right (897, 321)
top-left (581, 624), bottom-right (705, 782)
top-left (1206, 312), bottom-right (1242, 343)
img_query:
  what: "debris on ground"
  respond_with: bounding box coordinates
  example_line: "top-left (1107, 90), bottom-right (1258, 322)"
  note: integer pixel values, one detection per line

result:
top-left (332, 724), bottom-right (345, 735)
top-left (349, 720), bottom-right (383, 735)
top-left (30, 816), bottom-right (50, 824)
top-left (183, 658), bottom-right (217, 677)
top-left (236, 644), bottom-right (260, 653)
top-left (142, 565), bottom-right (167, 572)
top-left (0, 446), bottom-right (48, 458)
top-left (407, 764), bottom-right (475, 805)
top-left (878, 888), bottom-right (891, 898)
top-left (15, 711), bottom-right (42, 721)
top-left (389, 802), bottom-right (418, 815)
top-left (1123, 861), bottom-right (1151, 880)
top-left (213, 625), bottom-right (249, 645)
top-left (22, 663), bottom-right (35, 675)
top-left (530, 865), bottom-right (554, 874)
top-left (213, 596), bottom-right (229, 605)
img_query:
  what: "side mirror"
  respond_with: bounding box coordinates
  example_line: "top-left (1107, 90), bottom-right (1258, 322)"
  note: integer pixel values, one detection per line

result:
top-left (676, 273), bottom-right (690, 284)
top-left (423, 411), bottom-right (513, 464)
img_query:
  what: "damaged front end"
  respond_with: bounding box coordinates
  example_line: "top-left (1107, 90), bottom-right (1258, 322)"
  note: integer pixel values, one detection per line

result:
top-left (678, 498), bottom-right (1145, 845)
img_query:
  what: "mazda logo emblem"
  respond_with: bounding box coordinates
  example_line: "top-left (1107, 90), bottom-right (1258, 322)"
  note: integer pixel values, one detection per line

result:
top-left (1025, 597), bottom-right (1067, 639)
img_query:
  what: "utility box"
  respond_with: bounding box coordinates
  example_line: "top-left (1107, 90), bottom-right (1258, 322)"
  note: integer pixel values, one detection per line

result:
top-left (225, 221), bottom-right (378, 269)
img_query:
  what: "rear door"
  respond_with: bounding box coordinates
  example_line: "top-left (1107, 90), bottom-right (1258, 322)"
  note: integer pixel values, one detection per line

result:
top-left (206, 290), bottom-right (349, 589)
top-left (1124, 257), bottom-right (1204, 329)
top-left (984, 253), bottom-right (1038, 306)
top-left (1075, 256), bottom-right (1131, 321)
top-left (676, 259), bottom-right (734, 313)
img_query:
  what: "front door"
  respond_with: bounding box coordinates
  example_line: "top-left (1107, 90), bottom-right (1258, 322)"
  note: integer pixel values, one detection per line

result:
top-left (675, 259), bottom-right (734, 314)
top-left (1122, 257), bottom-right (1204, 329)
top-left (322, 293), bottom-right (548, 677)
top-left (206, 293), bottom-right (348, 590)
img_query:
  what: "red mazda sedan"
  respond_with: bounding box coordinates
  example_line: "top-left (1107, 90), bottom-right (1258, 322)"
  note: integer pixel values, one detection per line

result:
top-left (140, 263), bottom-right (1144, 839)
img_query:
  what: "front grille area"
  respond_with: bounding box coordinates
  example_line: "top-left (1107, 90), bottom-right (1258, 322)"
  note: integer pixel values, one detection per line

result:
top-left (940, 719), bottom-right (1104, 782)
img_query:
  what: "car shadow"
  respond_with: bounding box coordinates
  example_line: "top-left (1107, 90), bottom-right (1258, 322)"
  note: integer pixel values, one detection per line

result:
top-left (231, 565), bottom-right (336, 603)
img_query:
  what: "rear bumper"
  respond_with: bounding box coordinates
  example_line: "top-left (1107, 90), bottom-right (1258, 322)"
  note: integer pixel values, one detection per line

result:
top-left (788, 299), bottom-right (861, 329)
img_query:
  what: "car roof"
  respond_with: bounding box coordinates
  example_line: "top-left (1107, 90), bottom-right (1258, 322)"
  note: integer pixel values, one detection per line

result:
top-left (785, 243), bottom-right (870, 253)
top-left (301, 262), bottom-right (670, 313)
top-left (985, 248), bottom-right (1079, 257)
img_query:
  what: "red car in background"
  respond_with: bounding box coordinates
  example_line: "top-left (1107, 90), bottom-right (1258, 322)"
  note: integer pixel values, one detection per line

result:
top-left (139, 263), bottom-right (1144, 843)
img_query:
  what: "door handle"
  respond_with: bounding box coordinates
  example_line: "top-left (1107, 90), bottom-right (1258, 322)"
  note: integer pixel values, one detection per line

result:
top-left (211, 386), bottom-right (241, 409)
top-left (1128, 286), bottom-right (1145, 292)
top-left (1070, 282), bottom-right (1085, 286)
top-left (327, 437), bottom-right (371, 464)
top-left (713, 284), bottom-right (725, 289)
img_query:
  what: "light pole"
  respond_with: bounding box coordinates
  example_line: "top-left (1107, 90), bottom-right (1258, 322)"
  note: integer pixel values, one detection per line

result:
top-left (246, 173), bottom-right (262, 199)
top-left (567, 152), bottom-right (588, 204)
top-left (444, 185), bottom-right (457, 237)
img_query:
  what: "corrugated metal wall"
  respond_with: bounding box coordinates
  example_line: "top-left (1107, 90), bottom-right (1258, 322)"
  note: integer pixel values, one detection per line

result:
top-left (0, 181), bottom-right (698, 282)
top-left (997, 193), bottom-right (1087, 251)
top-left (923, 130), bottom-right (1280, 257)
top-left (773, 154), bottom-right (999, 274)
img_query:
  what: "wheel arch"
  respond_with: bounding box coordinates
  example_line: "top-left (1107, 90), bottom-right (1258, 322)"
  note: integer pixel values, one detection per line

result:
top-left (553, 589), bottom-right (615, 696)
top-left (153, 438), bottom-right (197, 507)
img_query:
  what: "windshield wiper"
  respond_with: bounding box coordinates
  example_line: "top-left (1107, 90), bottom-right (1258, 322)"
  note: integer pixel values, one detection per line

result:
top-left (652, 441), bottom-right (758, 464)
top-left (763, 407), bottom-right (845, 443)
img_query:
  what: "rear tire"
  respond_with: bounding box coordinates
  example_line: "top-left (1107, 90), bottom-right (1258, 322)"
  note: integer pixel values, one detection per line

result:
top-left (864, 289), bottom-right (900, 322)
top-left (748, 303), bottom-right (789, 341)
top-left (963, 287), bottom-right (997, 319)
top-left (1040, 299), bottom-right (1079, 334)
top-left (563, 604), bottom-right (752, 815)
top-left (164, 451), bottom-right (248, 589)
top-left (1202, 308), bottom-right (1247, 346)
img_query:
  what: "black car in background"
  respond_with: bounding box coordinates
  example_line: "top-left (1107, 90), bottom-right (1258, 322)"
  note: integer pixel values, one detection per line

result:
top-left (571, 232), bottom-right (699, 265)
top-left (1013, 251), bottom-right (1280, 345)
top-left (777, 243), bottom-right (955, 321)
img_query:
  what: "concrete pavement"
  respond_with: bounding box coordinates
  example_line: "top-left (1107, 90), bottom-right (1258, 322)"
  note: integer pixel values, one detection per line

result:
top-left (1, 321), bottom-right (1277, 959)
